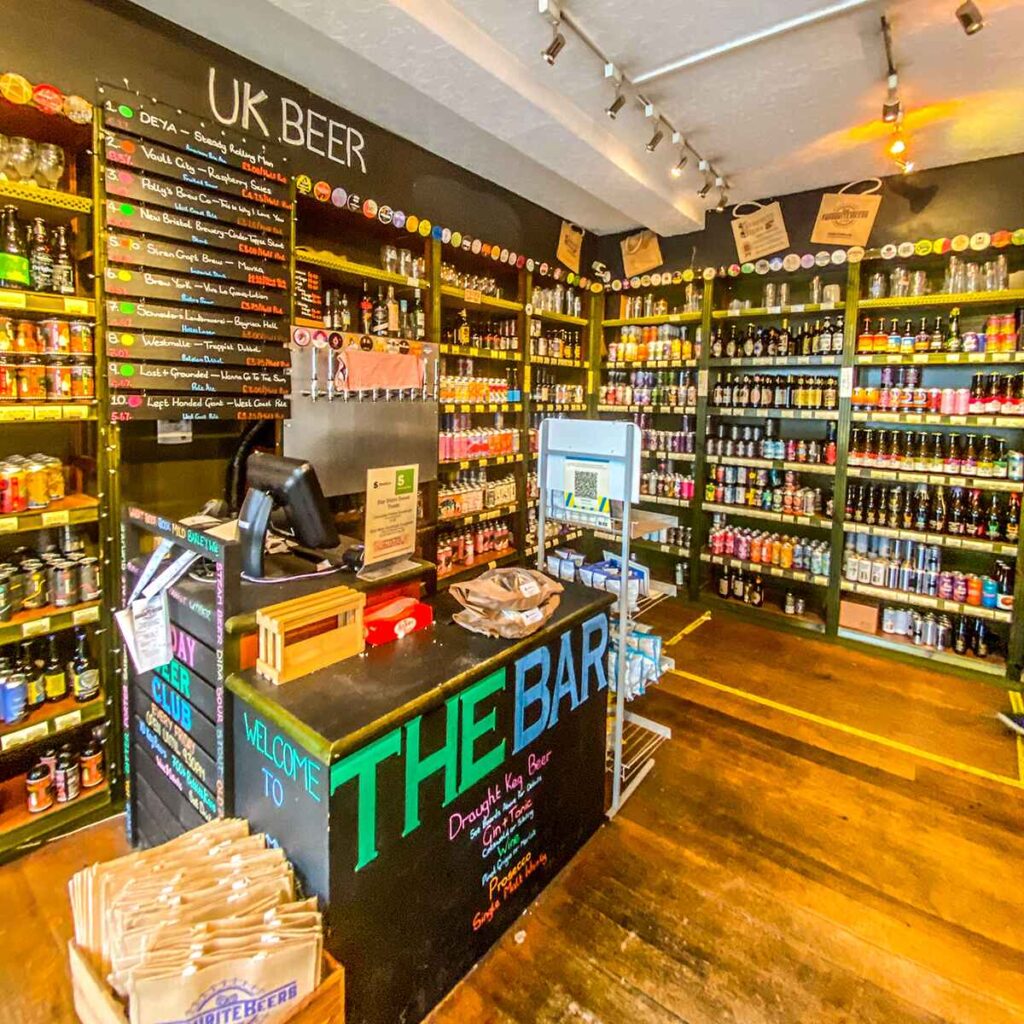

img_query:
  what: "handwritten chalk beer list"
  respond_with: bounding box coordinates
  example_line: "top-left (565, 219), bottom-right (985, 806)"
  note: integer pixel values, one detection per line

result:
top-left (100, 85), bottom-right (293, 421)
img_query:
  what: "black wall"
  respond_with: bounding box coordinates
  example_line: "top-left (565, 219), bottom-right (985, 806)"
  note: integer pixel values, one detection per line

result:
top-left (596, 152), bottom-right (1024, 277)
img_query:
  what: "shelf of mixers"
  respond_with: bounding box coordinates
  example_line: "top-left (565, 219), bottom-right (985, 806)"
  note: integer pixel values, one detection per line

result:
top-left (436, 516), bottom-right (517, 583)
top-left (604, 322), bottom-right (700, 367)
top-left (438, 470), bottom-right (518, 527)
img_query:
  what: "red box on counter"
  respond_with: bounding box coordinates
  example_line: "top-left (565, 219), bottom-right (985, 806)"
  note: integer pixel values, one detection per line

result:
top-left (364, 597), bottom-right (434, 646)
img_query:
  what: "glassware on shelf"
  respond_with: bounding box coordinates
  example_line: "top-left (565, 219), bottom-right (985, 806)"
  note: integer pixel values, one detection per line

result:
top-left (6, 137), bottom-right (38, 182)
top-left (34, 144), bottom-right (65, 190)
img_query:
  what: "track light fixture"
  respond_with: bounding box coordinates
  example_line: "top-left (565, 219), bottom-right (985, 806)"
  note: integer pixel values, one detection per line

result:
top-left (542, 24), bottom-right (566, 64)
top-left (605, 92), bottom-right (625, 119)
top-left (670, 152), bottom-right (688, 178)
top-left (715, 190), bottom-right (729, 213)
top-left (887, 130), bottom-right (907, 157)
top-left (955, 1), bottom-right (984, 34)
top-left (645, 127), bottom-right (664, 152)
top-left (697, 178), bottom-right (712, 199)
top-left (896, 158), bottom-right (915, 174)
top-left (882, 72), bottom-right (901, 123)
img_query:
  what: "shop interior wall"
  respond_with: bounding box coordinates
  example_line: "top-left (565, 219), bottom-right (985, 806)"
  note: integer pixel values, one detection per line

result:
top-left (595, 153), bottom-right (1024, 277)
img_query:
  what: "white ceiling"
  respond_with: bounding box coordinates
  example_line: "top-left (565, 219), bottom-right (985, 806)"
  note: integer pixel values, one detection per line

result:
top-left (135, 0), bottom-right (1024, 236)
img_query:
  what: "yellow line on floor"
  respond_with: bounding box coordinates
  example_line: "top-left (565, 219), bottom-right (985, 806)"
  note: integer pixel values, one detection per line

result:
top-left (1009, 692), bottom-right (1024, 782)
top-left (666, 611), bottom-right (711, 647)
top-left (668, 668), bottom-right (1024, 791)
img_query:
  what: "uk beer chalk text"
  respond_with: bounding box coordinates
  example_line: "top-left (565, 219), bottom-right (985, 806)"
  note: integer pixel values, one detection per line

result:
top-left (329, 612), bottom-right (608, 871)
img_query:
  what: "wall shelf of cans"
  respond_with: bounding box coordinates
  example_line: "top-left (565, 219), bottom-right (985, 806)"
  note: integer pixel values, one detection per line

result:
top-left (0, 99), bottom-right (114, 862)
top-left (587, 247), bottom-right (1024, 684)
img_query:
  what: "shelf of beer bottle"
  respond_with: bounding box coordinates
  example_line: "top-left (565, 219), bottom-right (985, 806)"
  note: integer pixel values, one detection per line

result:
top-left (438, 453), bottom-right (523, 470)
top-left (0, 494), bottom-right (100, 537)
top-left (710, 407), bottom-right (840, 421)
top-left (0, 181), bottom-right (93, 214)
top-left (0, 601), bottom-right (100, 648)
top-left (703, 502), bottom-right (833, 529)
top-left (438, 501), bottom-right (519, 528)
top-left (530, 355), bottom-right (587, 368)
top-left (836, 626), bottom-right (1007, 677)
top-left (840, 520), bottom-right (1017, 555)
top-left (604, 358), bottom-right (698, 370)
top-left (642, 450), bottom-right (696, 462)
top-left (0, 403), bottom-right (96, 424)
top-left (436, 548), bottom-right (519, 588)
top-left (857, 288), bottom-right (1024, 310)
top-left (700, 550), bottom-right (829, 587)
top-left (855, 351), bottom-right (1024, 366)
top-left (712, 302), bottom-right (842, 320)
top-left (531, 402), bottom-right (587, 413)
top-left (603, 312), bottom-right (702, 327)
top-left (846, 467), bottom-right (1022, 492)
top-left (438, 344), bottom-right (522, 362)
top-left (839, 580), bottom-right (1012, 622)
top-left (0, 692), bottom-right (106, 754)
top-left (701, 589), bottom-right (827, 634)
top-left (708, 354), bottom-right (841, 368)
top-left (0, 289), bottom-right (93, 317)
top-left (440, 402), bottom-right (522, 414)
top-left (704, 454), bottom-right (836, 475)
top-left (0, 773), bottom-right (110, 851)
top-left (850, 410), bottom-right (1024, 427)
top-left (596, 404), bottom-right (696, 415)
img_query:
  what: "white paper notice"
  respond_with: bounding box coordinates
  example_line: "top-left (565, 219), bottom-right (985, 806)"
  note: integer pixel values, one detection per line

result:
top-left (116, 591), bottom-right (172, 674)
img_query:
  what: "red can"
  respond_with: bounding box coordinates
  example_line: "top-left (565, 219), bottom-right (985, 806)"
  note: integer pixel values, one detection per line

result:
top-left (0, 462), bottom-right (27, 514)
top-left (13, 321), bottom-right (38, 355)
top-left (927, 388), bottom-right (943, 413)
top-left (0, 356), bottom-right (17, 401)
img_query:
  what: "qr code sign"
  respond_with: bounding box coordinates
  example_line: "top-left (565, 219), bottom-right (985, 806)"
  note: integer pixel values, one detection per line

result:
top-left (573, 468), bottom-right (599, 501)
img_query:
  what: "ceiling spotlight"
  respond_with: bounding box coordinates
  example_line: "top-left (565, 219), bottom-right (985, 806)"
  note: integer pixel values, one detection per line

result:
top-left (542, 25), bottom-right (566, 64)
top-left (955, 1), bottom-right (984, 34)
top-left (606, 92), bottom-right (626, 119)
top-left (715, 190), bottom-right (729, 213)
top-left (898, 159), bottom-right (915, 174)
top-left (888, 131), bottom-right (907, 156)
top-left (882, 73), bottom-right (901, 123)
top-left (645, 128), bottom-right (664, 153)
top-left (670, 152), bottom-right (688, 178)
top-left (697, 179), bottom-right (712, 199)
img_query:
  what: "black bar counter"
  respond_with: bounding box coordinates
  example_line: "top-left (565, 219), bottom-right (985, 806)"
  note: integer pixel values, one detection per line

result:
top-left (227, 583), bottom-right (614, 1024)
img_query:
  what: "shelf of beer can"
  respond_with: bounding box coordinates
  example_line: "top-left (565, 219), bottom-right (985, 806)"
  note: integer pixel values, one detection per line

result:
top-left (708, 354), bottom-right (841, 367)
top-left (0, 601), bottom-right (100, 648)
top-left (440, 402), bottom-right (522, 414)
top-left (845, 467), bottom-right (1022, 492)
top-left (0, 774), bottom-right (110, 850)
top-left (0, 289), bottom-right (94, 317)
top-left (642, 450), bottom-right (696, 461)
top-left (703, 502), bottom-right (833, 529)
top-left (712, 302), bottom-right (842, 320)
top-left (700, 550), bottom-right (829, 587)
top-left (603, 312), bottom-right (702, 327)
top-left (638, 494), bottom-right (691, 509)
top-left (839, 580), bottom-right (1012, 622)
top-left (710, 407), bottom-right (840, 420)
top-left (438, 453), bottom-right (523, 470)
top-left (855, 351), bottom-right (1024, 366)
top-left (0, 181), bottom-right (93, 214)
top-left (0, 403), bottom-right (97, 424)
top-left (296, 248), bottom-right (431, 291)
top-left (437, 501), bottom-right (519, 528)
top-left (0, 495), bottom-right (100, 537)
top-left (836, 626), bottom-right (1007, 677)
top-left (438, 344), bottom-right (521, 362)
top-left (0, 693), bottom-right (106, 754)
top-left (705, 454), bottom-right (836, 474)
top-left (850, 410), bottom-right (1024, 427)
top-left (524, 530), bottom-right (583, 559)
top-left (529, 355), bottom-right (587, 368)
top-left (440, 285), bottom-right (523, 313)
top-left (530, 308), bottom-right (588, 326)
top-left (531, 402), bottom-right (587, 413)
top-left (857, 289), bottom-right (1024, 310)
top-left (840, 520), bottom-right (1017, 555)
top-left (604, 359), bottom-right (698, 370)
top-left (596, 404), bottom-right (696, 415)
top-left (702, 590), bottom-right (827, 634)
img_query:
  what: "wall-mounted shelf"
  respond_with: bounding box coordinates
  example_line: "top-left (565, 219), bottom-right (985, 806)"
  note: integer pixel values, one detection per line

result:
top-left (531, 308), bottom-right (588, 326)
top-left (857, 289), bottom-right (1024, 309)
top-left (602, 312), bottom-right (702, 327)
top-left (0, 494), bottom-right (100, 536)
top-left (712, 302), bottom-right (842, 320)
top-left (840, 580), bottom-right (1012, 622)
top-left (0, 180), bottom-right (93, 213)
top-left (0, 290), bottom-right (94, 316)
top-left (440, 285), bottom-right (523, 312)
top-left (296, 247), bottom-right (430, 290)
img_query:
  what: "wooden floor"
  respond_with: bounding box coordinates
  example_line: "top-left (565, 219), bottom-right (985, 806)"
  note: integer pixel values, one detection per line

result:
top-left (3, 599), bottom-right (1023, 1024)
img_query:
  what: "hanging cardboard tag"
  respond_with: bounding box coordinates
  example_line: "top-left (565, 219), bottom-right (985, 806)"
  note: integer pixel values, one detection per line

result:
top-left (621, 229), bottom-right (663, 279)
top-left (556, 220), bottom-right (584, 273)
top-left (116, 591), bottom-right (172, 674)
top-left (811, 179), bottom-right (882, 246)
top-left (731, 201), bottom-right (789, 262)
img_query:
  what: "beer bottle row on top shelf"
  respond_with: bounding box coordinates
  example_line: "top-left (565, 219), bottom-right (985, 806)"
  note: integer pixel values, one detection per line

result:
top-left (849, 428), bottom-right (1024, 480)
top-left (706, 419), bottom-right (837, 465)
top-left (856, 310), bottom-right (1021, 356)
top-left (710, 373), bottom-right (839, 411)
top-left (709, 318), bottom-right (844, 360)
top-left (845, 481), bottom-right (1020, 543)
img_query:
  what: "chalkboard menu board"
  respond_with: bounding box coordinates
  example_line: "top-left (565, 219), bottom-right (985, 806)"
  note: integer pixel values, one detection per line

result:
top-left (122, 507), bottom-right (236, 846)
top-left (99, 85), bottom-right (293, 422)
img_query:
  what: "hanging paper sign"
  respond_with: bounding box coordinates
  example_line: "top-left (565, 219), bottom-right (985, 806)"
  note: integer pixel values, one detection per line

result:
top-left (731, 201), bottom-right (790, 262)
top-left (621, 229), bottom-right (663, 279)
top-left (364, 464), bottom-right (418, 567)
top-left (557, 220), bottom-right (581, 274)
top-left (811, 179), bottom-right (882, 247)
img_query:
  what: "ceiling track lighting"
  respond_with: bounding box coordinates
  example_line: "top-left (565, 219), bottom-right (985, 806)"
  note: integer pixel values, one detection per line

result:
top-left (956, 0), bottom-right (984, 34)
top-left (882, 71), bottom-right (901, 123)
top-left (645, 126), bottom-right (664, 152)
top-left (887, 129), bottom-right (907, 157)
top-left (542, 23), bottom-right (566, 64)
top-left (697, 178), bottom-right (712, 199)
top-left (605, 92), bottom-right (625, 118)
top-left (670, 152), bottom-right (688, 178)
top-left (715, 189), bottom-right (729, 213)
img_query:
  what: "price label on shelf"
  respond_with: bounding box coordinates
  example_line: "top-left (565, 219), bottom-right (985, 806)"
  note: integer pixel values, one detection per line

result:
top-left (0, 291), bottom-right (27, 309)
top-left (766, 306), bottom-right (782, 315)
top-left (464, 288), bottom-right (483, 305)
top-left (53, 710), bottom-right (82, 732)
top-left (407, 277), bottom-right (421, 288)
top-left (63, 297), bottom-right (90, 315)
top-left (23, 617), bottom-right (51, 637)
top-left (73, 606), bottom-right (100, 625)
top-left (0, 517), bottom-right (17, 535)
top-left (697, 369), bottom-right (709, 398)
top-left (789, 304), bottom-right (805, 312)
top-left (41, 510), bottom-right (70, 527)
top-left (839, 366), bottom-right (854, 399)
top-left (34, 406), bottom-right (63, 421)
top-left (1, 721), bottom-right (49, 751)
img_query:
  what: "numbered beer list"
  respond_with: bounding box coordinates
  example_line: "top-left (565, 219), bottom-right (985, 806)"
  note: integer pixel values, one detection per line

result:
top-left (99, 84), bottom-right (294, 422)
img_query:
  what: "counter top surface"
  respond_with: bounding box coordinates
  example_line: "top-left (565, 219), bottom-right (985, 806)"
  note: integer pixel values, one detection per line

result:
top-left (227, 583), bottom-right (613, 760)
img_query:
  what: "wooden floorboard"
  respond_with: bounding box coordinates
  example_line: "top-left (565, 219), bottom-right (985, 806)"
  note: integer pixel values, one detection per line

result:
top-left (1, 600), bottom-right (1022, 1024)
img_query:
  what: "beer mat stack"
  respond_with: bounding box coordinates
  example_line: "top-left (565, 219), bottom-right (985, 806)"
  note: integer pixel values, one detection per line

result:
top-left (68, 819), bottom-right (323, 1024)
top-left (449, 567), bottom-right (562, 638)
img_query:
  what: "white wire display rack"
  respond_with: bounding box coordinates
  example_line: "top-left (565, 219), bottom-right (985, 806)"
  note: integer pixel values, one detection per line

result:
top-left (535, 417), bottom-right (673, 815)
